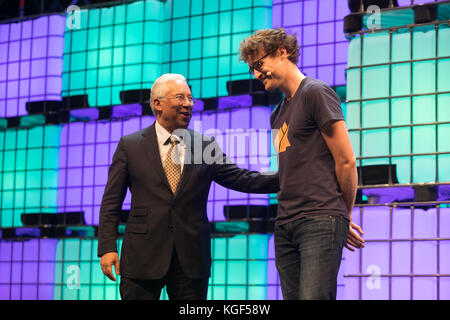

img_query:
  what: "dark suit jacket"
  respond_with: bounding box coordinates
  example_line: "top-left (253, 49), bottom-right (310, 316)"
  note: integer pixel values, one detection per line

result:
top-left (97, 122), bottom-right (279, 279)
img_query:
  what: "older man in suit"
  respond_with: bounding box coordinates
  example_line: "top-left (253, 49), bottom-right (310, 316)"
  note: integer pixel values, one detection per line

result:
top-left (98, 73), bottom-right (279, 300)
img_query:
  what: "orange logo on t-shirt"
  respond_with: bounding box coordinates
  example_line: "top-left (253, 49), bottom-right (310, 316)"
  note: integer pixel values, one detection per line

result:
top-left (274, 122), bottom-right (291, 153)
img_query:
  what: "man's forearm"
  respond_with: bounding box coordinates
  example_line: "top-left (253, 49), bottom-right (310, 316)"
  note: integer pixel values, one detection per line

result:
top-left (335, 163), bottom-right (358, 220)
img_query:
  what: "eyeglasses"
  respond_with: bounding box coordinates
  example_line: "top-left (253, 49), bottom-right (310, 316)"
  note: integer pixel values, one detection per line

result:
top-left (164, 94), bottom-right (196, 105)
top-left (249, 48), bottom-right (277, 75)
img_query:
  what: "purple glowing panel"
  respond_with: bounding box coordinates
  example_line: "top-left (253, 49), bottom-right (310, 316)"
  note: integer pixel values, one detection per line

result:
top-left (361, 242), bottom-right (390, 299)
top-left (70, 108), bottom-right (99, 121)
top-left (111, 104), bottom-right (143, 118)
top-left (192, 99), bottom-right (204, 112)
top-left (191, 107), bottom-right (272, 221)
top-left (0, 239), bottom-right (57, 300)
top-left (441, 208), bottom-right (450, 237)
top-left (391, 278), bottom-right (411, 300)
top-left (414, 208), bottom-right (437, 238)
top-left (397, 0), bottom-right (438, 6)
top-left (272, 0), bottom-right (350, 86)
top-left (58, 116), bottom-right (155, 225)
top-left (413, 278), bottom-right (437, 300)
top-left (0, 15), bottom-right (65, 117)
top-left (362, 207), bottom-right (390, 239)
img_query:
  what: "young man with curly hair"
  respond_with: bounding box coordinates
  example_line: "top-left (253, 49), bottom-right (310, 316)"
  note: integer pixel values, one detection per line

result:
top-left (239, 28), bottom-right (365, 300)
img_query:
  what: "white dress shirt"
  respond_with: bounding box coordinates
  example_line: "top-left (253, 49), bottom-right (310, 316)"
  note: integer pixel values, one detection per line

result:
top-left (155, 120), bottom-right (186, 173)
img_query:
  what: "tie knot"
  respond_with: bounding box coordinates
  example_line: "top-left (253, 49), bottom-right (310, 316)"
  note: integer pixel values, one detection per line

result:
top-left (167, 136), bottom-right (179, 146)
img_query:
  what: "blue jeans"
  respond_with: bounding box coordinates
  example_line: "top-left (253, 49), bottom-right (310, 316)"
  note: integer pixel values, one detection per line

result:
top-left (274, 214), bottom-right (349, 300)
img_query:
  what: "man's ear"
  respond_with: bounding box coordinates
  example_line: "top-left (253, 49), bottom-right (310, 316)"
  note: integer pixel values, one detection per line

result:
top-left (153, 98), bottom-right (163, 112)
top-left (279, 46), bottom-right (288, 58)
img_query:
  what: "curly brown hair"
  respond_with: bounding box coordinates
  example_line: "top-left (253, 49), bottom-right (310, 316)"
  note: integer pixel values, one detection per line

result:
top-left (239, 28), bottom-right (299, 64)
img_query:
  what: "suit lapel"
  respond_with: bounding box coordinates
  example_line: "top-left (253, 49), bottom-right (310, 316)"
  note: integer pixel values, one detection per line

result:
top-left (140, 123), bottom-right (172, 192)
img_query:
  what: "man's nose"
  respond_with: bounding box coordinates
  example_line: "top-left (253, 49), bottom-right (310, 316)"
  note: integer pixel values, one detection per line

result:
top-left (253, 69), bottom-right (263, 80)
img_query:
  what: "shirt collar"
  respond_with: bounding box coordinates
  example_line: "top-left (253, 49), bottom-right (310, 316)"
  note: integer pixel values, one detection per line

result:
top-left (155, 120), bottom-right (184, 146)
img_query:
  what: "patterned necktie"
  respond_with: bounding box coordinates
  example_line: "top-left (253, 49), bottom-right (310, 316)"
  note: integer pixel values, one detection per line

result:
top-left (163, 136), bottom-right (181, 194)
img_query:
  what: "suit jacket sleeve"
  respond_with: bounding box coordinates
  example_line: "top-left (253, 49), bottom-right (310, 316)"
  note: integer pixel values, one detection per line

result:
top-left (211, 138), bottom-right (279, 194)
top-left (97, 137), bottom-right (129, 257)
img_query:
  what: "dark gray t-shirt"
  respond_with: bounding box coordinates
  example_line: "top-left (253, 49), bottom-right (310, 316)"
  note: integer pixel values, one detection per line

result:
top-left (270, 77), bottom-right (348, 225)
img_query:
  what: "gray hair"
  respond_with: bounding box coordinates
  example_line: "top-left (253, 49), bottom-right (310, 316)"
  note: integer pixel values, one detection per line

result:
top-left (150, 73), bottom-right (187, 115)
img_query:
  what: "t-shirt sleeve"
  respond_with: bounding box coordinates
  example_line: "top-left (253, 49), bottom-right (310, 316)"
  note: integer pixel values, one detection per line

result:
top-left (306, 81), bottom-right (345, 130)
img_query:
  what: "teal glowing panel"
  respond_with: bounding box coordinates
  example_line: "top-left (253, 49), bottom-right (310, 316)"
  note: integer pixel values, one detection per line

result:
top-left (346, 24), bottom-right (450, 184)
top-left (272, 0), bottom-right (350, 86)
top-left (53, 238), bottom-right (122, 300)
top-left (207, 234), bottom-right (271, 300)
top-left (0, 125), bottom-right (61, 227)
top-left (62, 0), bottom-right (164, 107)
top-left (188, 106), bottom-right (273, 221)
top-left (163, 0), bottom-right (272, 98)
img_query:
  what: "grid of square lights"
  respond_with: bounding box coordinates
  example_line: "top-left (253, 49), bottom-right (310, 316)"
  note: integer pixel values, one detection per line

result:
top-left (62, 0), bottom-right (165, 108)
top-left (341, 205), bottom-right (450, 300)
top-left (162, 0), bottom-right (272, 99)
top-left (1, 204), bottom-right (449, 300)
top-left (190, 106), bottom-right (272, 222)
top-left (57, 104), bottom-right (273, 225)
top-left (346, 25), bottom-right (450, 184)
top-left (0, 235), bottom-right (279, 300)
top-left (62, 0), bottom-right (273, 107)
top-left (272, 0), bottom-right (350, 87)
top-left (396, 0), bottom-right (442, 6)
top-left (0, 15), bottom-right (65, 117)
top-left (58, 116), bottom-right (155, 225)
top-left (0, 125), bottom-right (61, 228)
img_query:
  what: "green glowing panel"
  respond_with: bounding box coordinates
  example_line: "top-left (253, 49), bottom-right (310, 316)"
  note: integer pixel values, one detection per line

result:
top-left (362, 66), bottom-right (389, 99)
top-left (413, 95), bottom-right (436, 124)
top-left (438, 94), bottom-right (450, 122)
top-left (363, 32), bottom-right (390, 65)
top-left (54, 238), bottom-right (122, 300)
top-left (391, 127), bottom-right (410, 156)
top-left (62, 0), bottom-right (164, 107)
top-left (413, 156), bottom-right (436, 183)
top-left (362, 100), bottom-right (389, 128)
top-left (438, 155), bottom-right (450, 181)
top-left (413, 61), bottom-right (435, 94)
top-left (438, 125), bottom-right (450, 153)
top-left (347, 24), bottom-right (450, 184)
top-left (362, 129), bottom-right (389, 158)
top-left (347, 37), bottom-right (361, 67)
top-left (392, 30), bottom-right (410, 62)
top-left (413, 125), bottom-right (436, 154)
top-left (413, 26), bottom-right (436, 60)
top-left (391, 98), bottom-right (411, 126)
top-left (163, 2), bottom-right (271, 99)
top-left (346, 69), bottom-right (361, 101)
top-left (208, 234), bottom-right (270, 300)
top-left (391, 157), bottom-right (411, 184)
top-left (438, 26), bottom-right (450, 57)
top-left (438, 59), bottom-right (450, 92)
top-left (346, 102), bottom-right (360, 130)
top-left (0, 125), bottom-right (61, 227)
top-left (391, 63), bottom-right (411, 96)
top-left (349, 132), bottom-right (360, 158)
